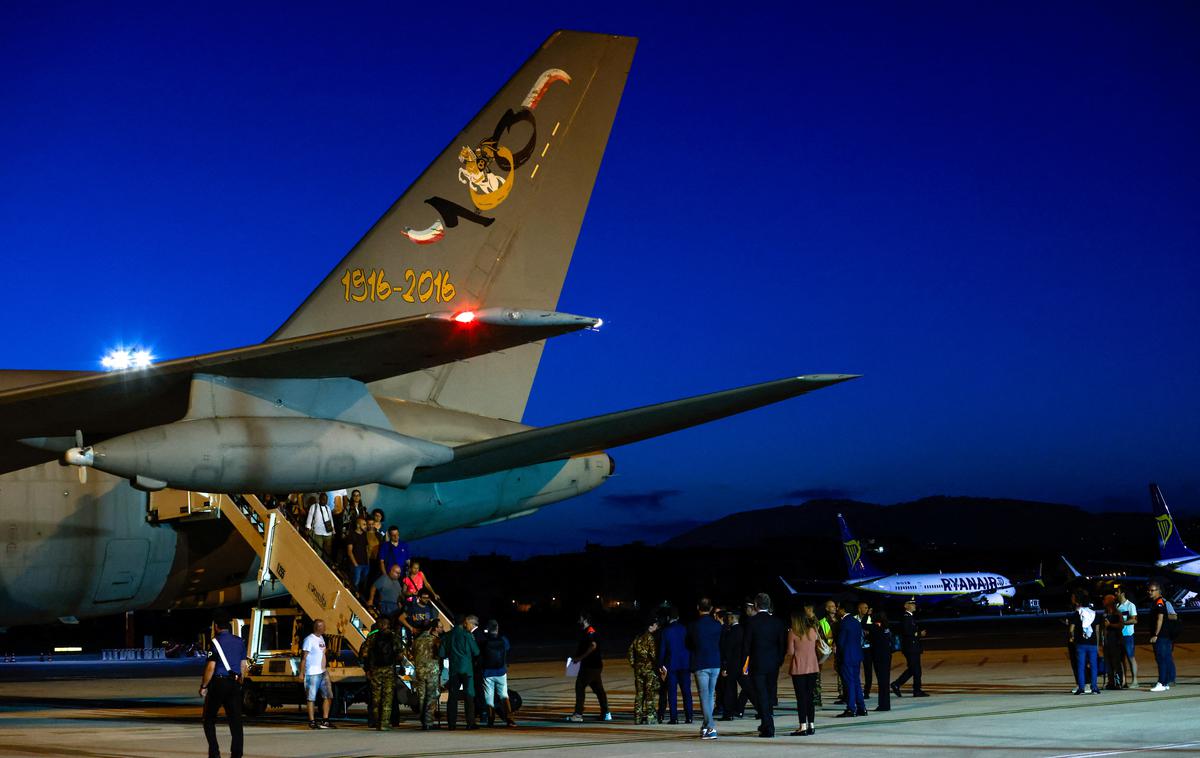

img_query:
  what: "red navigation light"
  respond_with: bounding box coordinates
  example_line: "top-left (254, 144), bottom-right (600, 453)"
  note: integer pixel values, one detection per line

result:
top-left (453, 310), bottom-right (476, 324)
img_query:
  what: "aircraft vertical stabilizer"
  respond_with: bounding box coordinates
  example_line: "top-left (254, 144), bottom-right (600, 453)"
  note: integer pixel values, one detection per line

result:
top-left (271, 31), bottom-right (638, 422)
top-left (1150, 483), bottom-right (1197, 564)
top-left (837, 513), bottom-right (884, 581)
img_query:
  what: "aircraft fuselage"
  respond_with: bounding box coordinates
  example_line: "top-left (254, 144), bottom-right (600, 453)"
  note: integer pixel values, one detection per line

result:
top-left (0, 441), bottom-right (610, 628)
top-left (855, 572), bottom-right (1016, 605)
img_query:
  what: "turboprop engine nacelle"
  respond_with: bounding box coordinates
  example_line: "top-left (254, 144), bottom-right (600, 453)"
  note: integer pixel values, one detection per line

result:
top-left (62, 417), bottom-right (453, 493)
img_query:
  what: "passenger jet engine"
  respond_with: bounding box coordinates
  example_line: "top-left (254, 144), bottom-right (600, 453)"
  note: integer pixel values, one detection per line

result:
top-left (976, 592), bottom-right (1006, 607)
top-left (61, 417), bottom-right (452, 493)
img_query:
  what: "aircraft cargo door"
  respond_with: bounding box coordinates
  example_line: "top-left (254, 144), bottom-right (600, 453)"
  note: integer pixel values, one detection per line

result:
top-left (93, 539), bottom-right (150, 603)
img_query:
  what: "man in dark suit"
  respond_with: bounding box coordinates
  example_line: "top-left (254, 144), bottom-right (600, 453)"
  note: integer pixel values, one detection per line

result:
top-left (891, 598), bottom-right (930, 697)
top-left (718, 611), bottom-right (750, 720)
top-left (741, 592), bottom-right (787, 737)
top-left (657, 611), bottom-right (693, 724)
top-left (835, 601), bottom-right (867, 717)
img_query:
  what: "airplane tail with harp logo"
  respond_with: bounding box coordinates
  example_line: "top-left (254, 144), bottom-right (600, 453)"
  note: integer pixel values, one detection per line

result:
top-left (270, 31), bottom-right (638, 423)
top-left (1150, 483), bottom-right (1197, 565)
top-left (837, 513), bottom-right (884, 582)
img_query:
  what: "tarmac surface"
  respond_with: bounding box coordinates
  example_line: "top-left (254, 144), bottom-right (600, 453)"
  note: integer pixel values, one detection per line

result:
top-left (0, 642), bottom-right (1196, 757)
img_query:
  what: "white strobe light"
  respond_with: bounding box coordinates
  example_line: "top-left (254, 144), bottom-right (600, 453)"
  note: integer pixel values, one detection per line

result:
top-left (101, 347), bottom-right (154, 371)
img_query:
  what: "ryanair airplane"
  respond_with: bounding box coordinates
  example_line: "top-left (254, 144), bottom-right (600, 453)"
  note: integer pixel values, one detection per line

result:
top-left (1063, 484), bottom-right (1200, 592)
top-left (1149, 483), bottom-right (1200, 581)
top-left (783, 513), bottom-right (1033, 608)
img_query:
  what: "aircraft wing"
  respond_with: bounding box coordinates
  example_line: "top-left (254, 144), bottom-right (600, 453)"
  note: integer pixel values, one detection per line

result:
top-left (0, 309), bottom-right (597, 474)
top-left (920, 610), bottom-right (1079, 624)
top-left (413, 374), bottom-right (859, 483)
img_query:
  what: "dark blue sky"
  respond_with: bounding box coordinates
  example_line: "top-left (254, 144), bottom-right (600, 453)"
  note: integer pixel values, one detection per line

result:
top-left (3, 3), bottom-right (1198, 557)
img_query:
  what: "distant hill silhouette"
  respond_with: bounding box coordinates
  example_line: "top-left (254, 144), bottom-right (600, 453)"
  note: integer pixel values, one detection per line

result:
top-left (664, 496), bottom-right (1167, 559)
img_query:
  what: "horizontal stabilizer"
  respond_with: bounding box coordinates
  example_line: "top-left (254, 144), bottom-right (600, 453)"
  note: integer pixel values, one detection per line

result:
top-left (413, 374), bottom-right (858, 483)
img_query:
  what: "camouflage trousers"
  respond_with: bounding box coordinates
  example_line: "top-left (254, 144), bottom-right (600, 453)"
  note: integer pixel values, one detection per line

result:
top-left (414, 667), bottom-right (440, 725)
top-left (633, 669), bottom-right (659, 724)
top-left (814, 667), bottom-right (823, 707)
top-left (369, 669), bottom-right (394, 728)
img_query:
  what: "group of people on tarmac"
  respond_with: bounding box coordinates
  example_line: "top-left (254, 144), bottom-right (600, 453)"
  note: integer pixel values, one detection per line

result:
top-left (621, 593), bottom-right (929, 740)
top-left (1066, 582), bottom-right (1179, 694)
top-left (199, 574), bottom-right (1185, 757)
top-left (357, 611), bottom-right (519, 733)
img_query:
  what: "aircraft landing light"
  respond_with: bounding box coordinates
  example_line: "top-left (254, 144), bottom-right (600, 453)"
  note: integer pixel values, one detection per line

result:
top-left (101, 347), bottom-right (154, 371)
top-left (453, 311), bottom-right (476, 324)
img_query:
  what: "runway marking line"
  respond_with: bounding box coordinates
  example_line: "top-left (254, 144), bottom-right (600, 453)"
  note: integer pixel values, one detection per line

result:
top-left (1045, 742), bottom-right (1200, 758)
top-left (289, 692), bottom-right (1200, 758)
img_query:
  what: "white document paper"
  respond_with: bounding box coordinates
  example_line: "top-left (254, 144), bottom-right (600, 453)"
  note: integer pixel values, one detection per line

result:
top-left (565, 657), bottom-right (581, 677)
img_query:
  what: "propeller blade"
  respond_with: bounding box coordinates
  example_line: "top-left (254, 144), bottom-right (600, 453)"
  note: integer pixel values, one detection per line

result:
top-left (75, 429), bottom-right (84, 448)
top-left (78, 466), bottom-right (87, 484)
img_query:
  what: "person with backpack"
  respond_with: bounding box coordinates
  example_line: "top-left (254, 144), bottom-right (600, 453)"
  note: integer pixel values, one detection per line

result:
top-left (304, 493), bottom-right (336, 560)
top-left (480, 620), bottom-right (518, 727)
top-left (363, 616), bottom-right (402, 730)
top-left (1068, 592), bottom-right (1101, 695)
top-left (1148, 582), bottom-right (1177, 692)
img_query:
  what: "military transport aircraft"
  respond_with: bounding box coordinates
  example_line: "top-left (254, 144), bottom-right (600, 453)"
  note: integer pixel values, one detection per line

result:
top-left (0, 31), bottom-right (856, 627)
top-left (782, 513), bottom-right (1035, 609)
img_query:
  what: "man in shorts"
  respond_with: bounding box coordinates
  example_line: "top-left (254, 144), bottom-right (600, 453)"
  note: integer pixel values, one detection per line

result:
top-left (299, 618), bottom-right (335, 729)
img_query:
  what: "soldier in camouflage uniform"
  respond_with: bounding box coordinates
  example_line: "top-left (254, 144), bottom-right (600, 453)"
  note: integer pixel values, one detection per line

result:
top-left (411, 626), bottom-right (443, 730)
top-left (627, 618), bottom-right (660, 724)
top-left (363, 616), bottom-right (401, 730)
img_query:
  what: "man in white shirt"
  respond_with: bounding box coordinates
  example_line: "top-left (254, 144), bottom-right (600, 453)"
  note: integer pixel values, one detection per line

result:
top-left (305, 494), bottom-right (336, 560)
top-left (1115, 587), bottom-right (1138, 688)
top-left (299, 619), bottom-right (335, 729)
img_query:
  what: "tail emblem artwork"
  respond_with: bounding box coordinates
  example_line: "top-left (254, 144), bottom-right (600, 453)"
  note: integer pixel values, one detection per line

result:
top-left (843, 539), bottom-right (863, 570)
top-left (403, 69), bottom-right (571, 245)
top-left (1156, 513), bottom-right (1174, 546)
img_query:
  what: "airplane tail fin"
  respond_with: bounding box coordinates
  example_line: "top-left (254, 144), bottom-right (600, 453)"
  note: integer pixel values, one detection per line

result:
top-left (1150, 483), bottom-right (1197, 563)
top-left (837, 512), bottom-right (883, 581)
top-left (1061, 555), bottom-right (1083, 579)
top-left (271, 31), bottom-right (638, 422)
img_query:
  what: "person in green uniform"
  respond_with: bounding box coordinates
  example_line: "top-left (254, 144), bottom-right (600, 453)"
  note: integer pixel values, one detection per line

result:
top-left (411, 626), bottom-right (443, 730)
top-left (363, 616), bottom-right (401, 730)
top-left (809, 603), bottom-right (829, 707)
top-left (627, 618), bottom-right (660, 724)
top-left (440, 615), bottom-right (481, 730)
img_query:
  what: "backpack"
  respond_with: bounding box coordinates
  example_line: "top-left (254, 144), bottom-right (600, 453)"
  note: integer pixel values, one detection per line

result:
top-left (369, 632), bottom-right (396, 669)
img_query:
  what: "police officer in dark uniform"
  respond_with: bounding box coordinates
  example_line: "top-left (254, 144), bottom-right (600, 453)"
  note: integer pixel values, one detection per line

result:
top-left (200, 612), bottom-right (249, 758)
top-left (890, 598), bottom-right (930, 698)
